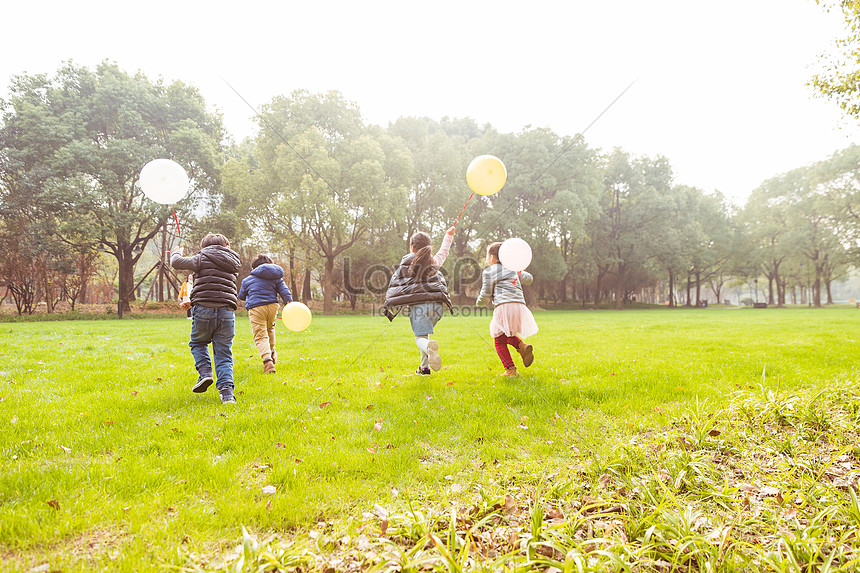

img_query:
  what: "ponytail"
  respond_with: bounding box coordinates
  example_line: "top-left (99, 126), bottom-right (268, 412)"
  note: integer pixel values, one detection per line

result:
top-left (409, 232), bottom-right (437, 279)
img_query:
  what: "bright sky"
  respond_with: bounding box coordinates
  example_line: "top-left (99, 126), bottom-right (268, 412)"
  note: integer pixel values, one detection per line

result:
top-left (2, 0), bottom-right (858, 205)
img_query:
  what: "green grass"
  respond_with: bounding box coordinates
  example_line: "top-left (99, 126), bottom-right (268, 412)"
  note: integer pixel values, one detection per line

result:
top-left (1, 308), bottom-right (859, 571)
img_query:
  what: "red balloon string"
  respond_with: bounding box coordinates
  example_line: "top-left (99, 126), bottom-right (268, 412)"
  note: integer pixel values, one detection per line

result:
top-left (452, 192), bottom-right (475, 228)
top-left (513, 270), bottom-right (522, 285)
top-left (172, 205), bottom-right (181, 248)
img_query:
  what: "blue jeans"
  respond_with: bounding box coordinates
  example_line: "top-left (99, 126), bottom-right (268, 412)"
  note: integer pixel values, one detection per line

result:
top-left (189, 305), bottom-right (235, 393)
top-left (407, 302), bottom-right (443, 336)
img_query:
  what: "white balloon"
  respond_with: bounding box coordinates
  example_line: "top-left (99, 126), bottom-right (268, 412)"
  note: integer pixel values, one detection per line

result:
top-left (499, 238), bottom-right (532, 272)
top-left (139, 159), bottom-right (189, 204)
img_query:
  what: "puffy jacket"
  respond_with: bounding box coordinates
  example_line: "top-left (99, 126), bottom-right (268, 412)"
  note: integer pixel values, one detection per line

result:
top-left (475, 264), bottom-right (533, 307)
top-left (238, 264), bottom-right (293, 310)
top-left (383, 253), bottom-right (453, 311)
top-left (171, 245), bottom-right (242, 310)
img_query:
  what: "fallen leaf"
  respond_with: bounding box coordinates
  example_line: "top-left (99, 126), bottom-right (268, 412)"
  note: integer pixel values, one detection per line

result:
top-left (47, 499), bottom-right (60, 510)
top-left (738, 483), bottom-right (756, 493)
top-left (708, 429), bottom-right (721, 436)
top-left (262, 485), bottom-right (277, 494)
top-left (103, 421), bottom-right (114, 425)
top-left (59, 445), bottom-right (71, 453)
top-left (367, 447), bottom-right (376, 454)
top-left (266, 500), bottom-right (273, 512)
top-left (319, 402), bottom-right (330, 409)
top-left (760, 486), bottom-right (780, 497)
top-left (365, 404), bottom-right (374, 410)
top-left (598, 473), bottom-right (611, 486)
top-left (373, 419), bottom-right (383, 432)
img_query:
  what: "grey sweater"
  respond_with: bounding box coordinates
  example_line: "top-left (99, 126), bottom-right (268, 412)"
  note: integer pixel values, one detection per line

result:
top-left (475, 264), bottom-right (534, 307)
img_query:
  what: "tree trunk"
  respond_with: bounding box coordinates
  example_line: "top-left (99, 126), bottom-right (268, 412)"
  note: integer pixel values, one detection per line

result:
top-left (614, 263), bottom-right (625, 310)
top-left (323, 256), bottom-right (335, 314)
top-left (694, 271), bottom-right (702, 306)
top-left (288, 249), bottom-right (299, 300)
top-left (594, 267), bottom-right (605, 305)
top-left (302, 268), bottom-right (312, 304)
top-left (668, 270), bottom-right (675, 307)
top-left (685, 273), bottom-right (692, 307)
top-left (826, 279), bottom-right (834, 304)
top-left (119, 243), bottom-right (135, 312)
top-left (813, 275), bottom-right (822, 308)
top-left (79, 277), bottom-right (88, 305)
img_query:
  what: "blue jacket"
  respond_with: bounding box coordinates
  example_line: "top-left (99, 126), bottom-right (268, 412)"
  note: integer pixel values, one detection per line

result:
top-left (237, 264), bottom-right (293, 310)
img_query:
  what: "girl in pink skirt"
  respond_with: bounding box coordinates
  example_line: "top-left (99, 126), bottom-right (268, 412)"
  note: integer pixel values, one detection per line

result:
top-left (475, 242), bottom-right (538, 377)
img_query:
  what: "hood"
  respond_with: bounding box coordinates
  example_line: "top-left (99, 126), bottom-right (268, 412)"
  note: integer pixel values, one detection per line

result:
top-left (200, 245), bottom-right (241, 273)
top-left (251, 263), bottom-right (284, 280)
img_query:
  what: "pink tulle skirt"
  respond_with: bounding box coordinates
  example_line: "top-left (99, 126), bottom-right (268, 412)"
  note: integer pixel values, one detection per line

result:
top-left (490, 302), bottom-right (539, 339)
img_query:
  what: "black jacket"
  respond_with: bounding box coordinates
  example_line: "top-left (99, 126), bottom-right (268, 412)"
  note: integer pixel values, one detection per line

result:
top-left (170, 245), bottom-right (242, 310)
top-left (383, 253), bottom-right (453, 312)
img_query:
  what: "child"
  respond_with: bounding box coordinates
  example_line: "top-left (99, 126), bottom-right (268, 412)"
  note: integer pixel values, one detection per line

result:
top-left (383, 227), bottom-right (455, 375)
top-left (179, 273), bottom-right (193, 319)
top-left (170, 233), bottom-right (242, 404)
top-left (475, 241), bottom-right (538, 377)
top-left (237, 254), bottom-right (293, 374)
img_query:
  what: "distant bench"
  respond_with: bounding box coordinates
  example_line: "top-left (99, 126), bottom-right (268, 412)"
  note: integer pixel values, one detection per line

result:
top-left (753, 302), bottom-right (768, 309)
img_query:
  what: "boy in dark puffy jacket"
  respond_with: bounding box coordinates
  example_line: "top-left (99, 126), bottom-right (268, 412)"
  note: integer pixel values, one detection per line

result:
top-left (238, 255), bottom-right (293, 374)
top-left (170, 233), bottom-right (242, 404)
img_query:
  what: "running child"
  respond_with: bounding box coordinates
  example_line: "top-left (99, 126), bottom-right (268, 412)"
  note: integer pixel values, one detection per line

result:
top-left (475, 241), bottom-right (538, 377)
top-left (383, 227), bottom-right (455, 375)
top-left (238, 254), bottom-right (293, 374)
top-left (170, 233), bottom-right (242, 403)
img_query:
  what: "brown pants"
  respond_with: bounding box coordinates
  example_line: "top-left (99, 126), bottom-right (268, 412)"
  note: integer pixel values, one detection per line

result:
top-left (248, 303), bottom-right (279, 362)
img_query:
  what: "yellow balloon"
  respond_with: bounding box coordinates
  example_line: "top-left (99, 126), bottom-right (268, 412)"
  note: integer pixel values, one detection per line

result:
top-left (466, 155), bottom-right (507, 196)
top-left (282, 302), bottom-right (312, 332)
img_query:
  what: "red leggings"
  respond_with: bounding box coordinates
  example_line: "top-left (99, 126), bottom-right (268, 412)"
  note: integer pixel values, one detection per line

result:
top-left (494, 334), bottom-right (523, 369)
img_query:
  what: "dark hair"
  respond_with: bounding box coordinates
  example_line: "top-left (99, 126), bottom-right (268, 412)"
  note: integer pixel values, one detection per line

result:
top-left (200, 233), bottom-right (230, 249)
top-left (251, 254), bottom-right (273, 269)
top-left (409, 232), bottom-right (436, 278)
top-left (487, 241), bottom-right (502, 262)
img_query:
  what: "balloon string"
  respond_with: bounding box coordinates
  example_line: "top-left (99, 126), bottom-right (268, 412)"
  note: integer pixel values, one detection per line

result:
top-left (513, 270), bottom-right (522, 285)
top-left (172, 206), bottom-right (181, 248)
top-left (452, 192), bottom-right (475, 228)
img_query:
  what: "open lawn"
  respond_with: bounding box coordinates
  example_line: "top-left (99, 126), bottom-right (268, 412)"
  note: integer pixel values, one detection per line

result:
top-left (1, 308), bottom-right (859, 571)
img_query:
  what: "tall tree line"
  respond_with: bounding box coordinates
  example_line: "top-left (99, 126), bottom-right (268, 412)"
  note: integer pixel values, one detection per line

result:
top-left (1, 63), bottom-right (859, 315)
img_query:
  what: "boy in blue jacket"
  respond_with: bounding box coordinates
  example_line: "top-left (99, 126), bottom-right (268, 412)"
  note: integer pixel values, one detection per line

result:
top-left (238, 255), bottom-right (293, 373)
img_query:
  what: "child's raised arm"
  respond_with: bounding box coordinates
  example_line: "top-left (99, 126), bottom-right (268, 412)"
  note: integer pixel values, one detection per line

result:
top-left (432, 227), bottom-right (455, 267)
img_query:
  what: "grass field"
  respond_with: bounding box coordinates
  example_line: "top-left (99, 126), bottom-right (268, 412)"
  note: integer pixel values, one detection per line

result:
top-left (1, 308), bottom-right (859, 571)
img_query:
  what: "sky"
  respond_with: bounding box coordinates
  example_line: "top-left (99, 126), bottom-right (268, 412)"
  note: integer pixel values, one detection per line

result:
top-left (2, 0), bottom-right (858, 206)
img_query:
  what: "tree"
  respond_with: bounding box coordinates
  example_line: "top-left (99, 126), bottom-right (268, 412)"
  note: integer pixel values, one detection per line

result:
top-left (251, 90), bottom-right (409, 314)
top-left (811, 1), bottom-right (860, 119)
top-left (0, 61), bottom-right (223, 314)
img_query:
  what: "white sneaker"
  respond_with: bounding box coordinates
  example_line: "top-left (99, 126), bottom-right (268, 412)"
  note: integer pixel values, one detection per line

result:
top-left (427, 340), bottom-right (442, 371)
